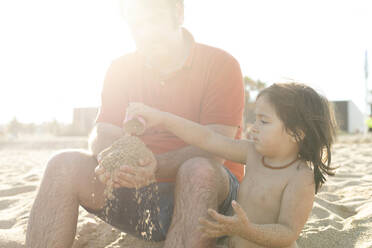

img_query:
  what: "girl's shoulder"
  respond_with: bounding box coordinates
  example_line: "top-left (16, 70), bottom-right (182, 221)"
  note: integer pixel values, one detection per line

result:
top-left (292, 160), bottom-right (315, 185)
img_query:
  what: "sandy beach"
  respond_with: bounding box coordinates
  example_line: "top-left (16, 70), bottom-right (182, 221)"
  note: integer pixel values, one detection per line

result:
top-left (0, 134), bottom-right (371, 248)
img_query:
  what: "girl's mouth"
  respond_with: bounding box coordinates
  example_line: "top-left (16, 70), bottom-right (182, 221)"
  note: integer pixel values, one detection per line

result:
top-left (246, 132), bottom-right (258, 143)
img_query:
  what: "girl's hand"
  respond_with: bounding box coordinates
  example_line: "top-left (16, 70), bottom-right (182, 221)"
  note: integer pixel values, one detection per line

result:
top-left (126, 102), bottom-right (165, 128)
top-left (199, 200), bottom-right (252, 238)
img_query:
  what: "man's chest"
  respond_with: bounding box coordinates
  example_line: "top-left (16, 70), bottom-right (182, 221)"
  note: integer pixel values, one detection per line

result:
top-left (124, 69), bottom-right (209, 121)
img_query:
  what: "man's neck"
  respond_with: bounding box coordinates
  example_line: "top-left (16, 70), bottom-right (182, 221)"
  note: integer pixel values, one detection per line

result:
top-left (146, 29), bottom-right (190, 76)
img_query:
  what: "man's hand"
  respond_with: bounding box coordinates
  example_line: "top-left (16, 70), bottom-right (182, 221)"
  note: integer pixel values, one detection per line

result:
top-left (113, 157), bottom-right (157, 189)
top-left (199, 200), bottom-right (252, 238)
top-left (95, 157), bottom-right (157, 189)
top-left (95, 156), bottom-right (111, 185)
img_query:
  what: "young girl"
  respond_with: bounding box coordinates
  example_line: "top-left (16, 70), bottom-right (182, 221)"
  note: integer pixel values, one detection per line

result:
top-left (126, 83), bottom-right (337, 248)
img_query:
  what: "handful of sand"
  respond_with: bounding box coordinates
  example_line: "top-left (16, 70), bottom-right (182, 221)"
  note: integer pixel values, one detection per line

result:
top-left (97, 117), bottom-right (154, 200)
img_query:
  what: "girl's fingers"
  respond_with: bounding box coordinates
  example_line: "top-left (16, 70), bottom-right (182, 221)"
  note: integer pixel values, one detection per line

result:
top-left (199, 217), bottom-right (224, 230)
top-left (129, 102), bottom-right (144, 113)
top-left (207, 209), bottom-right (233, 224)
top-left (126, 103), bottom-right (143, 120)
top-left (130, 102), bottom-right (143, 107)
top-left (200, 227), bottom-right (225, 238)
top-left (231, 200), bottom-right (245, 219)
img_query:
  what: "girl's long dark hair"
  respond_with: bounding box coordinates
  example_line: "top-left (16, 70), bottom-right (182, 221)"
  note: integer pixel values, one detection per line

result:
top-left (257, 83), bottom-right (337, 193)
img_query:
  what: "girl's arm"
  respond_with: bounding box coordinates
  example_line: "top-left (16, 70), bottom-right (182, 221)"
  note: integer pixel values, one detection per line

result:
top-left (163, 112), bottom-right (251, 164)
top-left (200, 168), bottom-right (315, 247)
top-left (127, 103), bottom-right (252, 164)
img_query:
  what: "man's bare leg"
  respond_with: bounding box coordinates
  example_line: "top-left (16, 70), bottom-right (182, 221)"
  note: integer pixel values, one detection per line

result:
top-left (163, 157), bottom-right (230, 248)
top-left (25, 150), bottom-right (106, 248)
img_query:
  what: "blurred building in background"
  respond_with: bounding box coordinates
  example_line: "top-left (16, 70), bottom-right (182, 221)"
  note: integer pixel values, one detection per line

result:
top-left (332, 101), bottom-right (365, 133)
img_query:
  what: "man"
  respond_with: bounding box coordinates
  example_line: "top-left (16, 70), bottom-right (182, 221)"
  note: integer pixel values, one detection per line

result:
top-left (25, 0), bottom-right (245, 247)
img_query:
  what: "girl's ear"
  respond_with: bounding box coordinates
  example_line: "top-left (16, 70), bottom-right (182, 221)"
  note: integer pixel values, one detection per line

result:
top-left (298, 129), bottom-right (305, 140)
top-left (289, 129), bottom-right (305, 143)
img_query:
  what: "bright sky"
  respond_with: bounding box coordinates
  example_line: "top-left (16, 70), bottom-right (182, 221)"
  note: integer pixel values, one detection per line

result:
top-left (0, 0), bottom-right (371, 124)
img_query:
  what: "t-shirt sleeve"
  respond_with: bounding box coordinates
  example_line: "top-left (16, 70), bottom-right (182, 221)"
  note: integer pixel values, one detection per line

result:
top-left (95, 61), bottom-right (128, 127)
top-left (199, 56), bottom-right (245, 127)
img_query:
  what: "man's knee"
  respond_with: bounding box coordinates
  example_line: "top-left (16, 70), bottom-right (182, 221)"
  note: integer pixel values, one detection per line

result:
top-left (45, 150), bottom-right (95, 178)
top-left (177, 157), bottom-right (218, 186)
top-left (177, 157), bottom-right (230, 203)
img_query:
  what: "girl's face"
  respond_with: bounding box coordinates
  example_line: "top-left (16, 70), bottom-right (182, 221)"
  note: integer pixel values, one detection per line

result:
top-left (250, 96), bottom-right (298, 158)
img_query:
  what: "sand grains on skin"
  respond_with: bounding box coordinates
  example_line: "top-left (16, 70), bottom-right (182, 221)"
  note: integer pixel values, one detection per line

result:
top-left (98, 135), bottom-right (156, 200)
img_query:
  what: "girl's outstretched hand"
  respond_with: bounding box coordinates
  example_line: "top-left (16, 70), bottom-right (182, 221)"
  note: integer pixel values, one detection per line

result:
top-left (199, 200), bottom-right (252, 238)
top-left (126, 102), bottom-right (165, 128)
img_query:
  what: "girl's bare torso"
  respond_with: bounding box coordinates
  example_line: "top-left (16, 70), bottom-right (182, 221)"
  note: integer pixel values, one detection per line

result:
top-left (229, 153), bottom-right (306, 248)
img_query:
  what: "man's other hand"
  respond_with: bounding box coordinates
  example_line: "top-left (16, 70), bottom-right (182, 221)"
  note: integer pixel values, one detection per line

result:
top-left (113, 158), bottom-right (157, 189)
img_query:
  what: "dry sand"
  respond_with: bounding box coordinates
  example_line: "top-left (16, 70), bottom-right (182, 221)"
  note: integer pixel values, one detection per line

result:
top-left (0, 134), bottom-right (371, 248)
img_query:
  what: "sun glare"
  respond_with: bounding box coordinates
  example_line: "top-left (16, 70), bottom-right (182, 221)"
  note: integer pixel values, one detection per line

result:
top-left (0, 0), bottom-right (135, 124)
top-left (0, 0), bottom-right (371, 125)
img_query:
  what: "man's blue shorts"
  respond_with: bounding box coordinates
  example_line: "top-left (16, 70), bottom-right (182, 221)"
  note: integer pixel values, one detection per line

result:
top-left (83, 168), bottom-right (239, 242)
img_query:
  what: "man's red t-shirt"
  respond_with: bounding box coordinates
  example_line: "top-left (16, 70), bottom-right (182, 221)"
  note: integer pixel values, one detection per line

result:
top-left (96, 29), bottom-right (245, 182)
